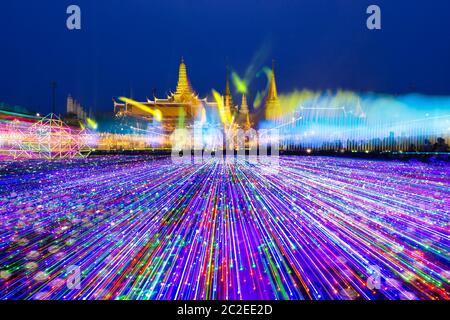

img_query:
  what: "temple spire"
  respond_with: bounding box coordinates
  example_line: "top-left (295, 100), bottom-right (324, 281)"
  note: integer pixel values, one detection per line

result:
top-left (265, 59), bottom-right (281, 119)
top-left (172, 57), bottom-right (196, 102)
top-left (225, 66), bottom-right (232, 97)
top-left (241, 94), bottom-right (252, 130)
top-left (224, 66), bottom-right (234, 116)
top-left (268, 60), bottom-right (278, 100)
top-left (240, 94), bottom-right (249, 115)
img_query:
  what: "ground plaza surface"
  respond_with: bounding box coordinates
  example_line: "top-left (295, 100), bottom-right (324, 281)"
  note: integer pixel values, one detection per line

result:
top-left (0, 155), bottom-right (448, 300)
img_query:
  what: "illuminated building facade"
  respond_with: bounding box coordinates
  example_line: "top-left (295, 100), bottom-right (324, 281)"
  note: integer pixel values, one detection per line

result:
top-left (66, 94), bottom-right (87, 121)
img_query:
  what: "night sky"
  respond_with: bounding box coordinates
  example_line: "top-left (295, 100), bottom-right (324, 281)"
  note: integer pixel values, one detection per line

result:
top-left (1, 0), bottom-right (450, 114)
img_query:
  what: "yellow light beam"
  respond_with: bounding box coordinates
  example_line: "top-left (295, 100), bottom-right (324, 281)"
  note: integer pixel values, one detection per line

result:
top-left (212, 89), bottom-right (231, 125)
top-left (78, 121), bottom-right (85, 130)
top-left (119, 97), bottom-right (162, 122)
top-left (231, 72), bottom-right (247, 94)
top-left (86, 117), bottom-right (98, 130)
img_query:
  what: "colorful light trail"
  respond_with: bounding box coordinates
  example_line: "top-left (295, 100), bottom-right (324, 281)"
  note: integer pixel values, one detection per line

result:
top-left (0, 156), bottom-right (448, 300)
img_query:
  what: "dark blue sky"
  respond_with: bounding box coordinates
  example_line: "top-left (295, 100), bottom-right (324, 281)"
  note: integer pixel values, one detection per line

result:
top-left (1, 0), bottom-right (450, 114)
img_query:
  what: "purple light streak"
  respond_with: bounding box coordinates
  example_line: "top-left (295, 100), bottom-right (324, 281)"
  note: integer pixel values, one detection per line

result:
top-left (0, 156), bottom-right (448, 300)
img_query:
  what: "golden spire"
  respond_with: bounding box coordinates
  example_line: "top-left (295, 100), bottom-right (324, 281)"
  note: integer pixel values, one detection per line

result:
top-left (268, 60), bottom-right (278, 100)
top-left (265, 59), bottom-right (281, 119)
top-left (224, 66), bottom-right (234, 115)
top-left (172, 57), bottom-right (196, 102)
top-left (240, 94), bottom-right (249, 115)
top-left (225, 66), bottom-right (232, 97)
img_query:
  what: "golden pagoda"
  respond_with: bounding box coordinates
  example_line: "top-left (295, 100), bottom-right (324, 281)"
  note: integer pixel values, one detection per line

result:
top-left (265, 60), bottom-right (282, 120)
top-left (169, 57), bottom-right (199, 104)
top-left (230, 93), bottom-right (253, 131)
top-left (223, 67), bottom-right (236, 118)
top-left (240, 94), bottom-right (249, 115)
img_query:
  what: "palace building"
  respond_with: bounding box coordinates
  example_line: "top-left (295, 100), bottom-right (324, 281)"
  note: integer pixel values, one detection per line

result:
top-left (113, 58), bottom-right (281, 133)
top-left (114, 58), bottom-right (219, 133)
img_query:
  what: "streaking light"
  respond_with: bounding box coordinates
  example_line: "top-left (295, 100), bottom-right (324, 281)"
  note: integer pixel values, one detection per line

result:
top-left (0, 156), bottom-right (448, 300)
top-left (212, 89), bottom-right (231, 125)
top-left (231, 72), bottom-right (248, 94)
top-left (86, 117), bottom-right (98, 130)
top-left (119, 97), bottom-right (163, 122)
